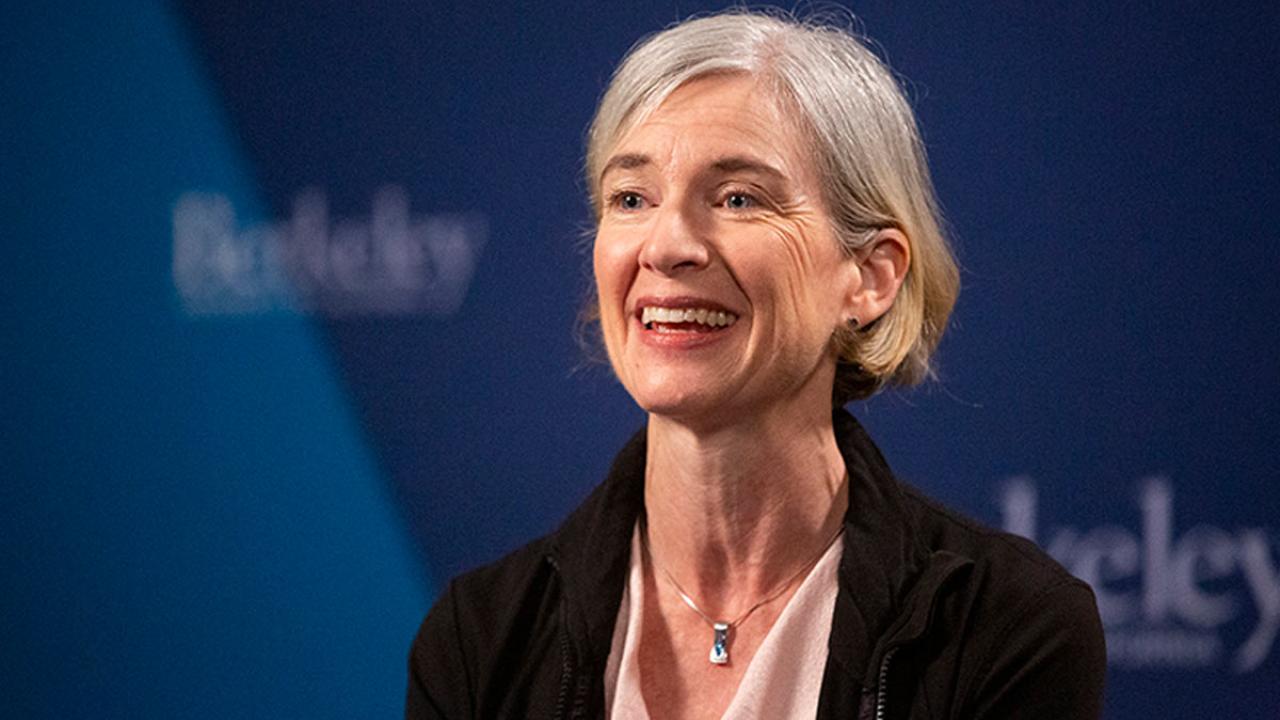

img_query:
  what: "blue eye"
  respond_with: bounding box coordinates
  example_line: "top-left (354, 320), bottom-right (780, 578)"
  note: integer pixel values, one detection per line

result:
top-left (612, 192), bottom-right (646, 211)
top-left (724, 192), bottom-right (756, 210)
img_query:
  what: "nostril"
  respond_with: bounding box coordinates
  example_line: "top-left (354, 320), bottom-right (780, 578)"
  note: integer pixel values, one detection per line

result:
top-left (638, 237), bottom-right (711, 275)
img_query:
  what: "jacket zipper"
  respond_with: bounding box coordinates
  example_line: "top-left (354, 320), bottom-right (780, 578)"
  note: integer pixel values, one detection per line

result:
top-left (549, 556), bottom-right (574, 720)
top-left (553, 621), bottom-right (573, 719)
top-left (875, 646), bottom-right (898, 720)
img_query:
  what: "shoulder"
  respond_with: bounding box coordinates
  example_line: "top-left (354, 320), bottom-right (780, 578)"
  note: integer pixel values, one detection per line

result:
top-left (405, 432), bottom-right (645, 718)
top-left (411, 532), bottom-right (559, 661)
top-left (442, 535), bottom-right (559, 624)
top-left (406, 536), bottom-right (562, 719)
top-left (898, 483), bottom-right (1106, 718)
top-left (900, 481), bottom-right (1091, 606)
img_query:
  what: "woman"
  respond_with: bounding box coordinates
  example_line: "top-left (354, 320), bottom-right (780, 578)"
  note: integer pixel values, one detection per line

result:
top-left (408, 10), bottom-right (1105, 719)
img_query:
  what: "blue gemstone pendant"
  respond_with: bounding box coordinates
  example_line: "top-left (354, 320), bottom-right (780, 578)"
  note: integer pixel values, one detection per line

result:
top-left (710, 622), bottom-right (730, 665)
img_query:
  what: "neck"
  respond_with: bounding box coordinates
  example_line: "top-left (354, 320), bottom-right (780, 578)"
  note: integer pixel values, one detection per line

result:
top-left (643, 396), bottom-right (849, 618)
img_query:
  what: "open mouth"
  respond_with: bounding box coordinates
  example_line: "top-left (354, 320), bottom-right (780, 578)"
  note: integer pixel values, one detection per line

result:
top-left (639, 306), bottom-right (739, 334)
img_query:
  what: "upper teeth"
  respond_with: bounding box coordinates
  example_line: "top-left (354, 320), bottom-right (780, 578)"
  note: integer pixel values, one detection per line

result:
top-left (641, 306), bottom-right (738, 327)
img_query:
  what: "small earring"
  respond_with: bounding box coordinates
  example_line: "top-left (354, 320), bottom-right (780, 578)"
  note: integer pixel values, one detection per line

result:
top-left (847, 317), bottom-right (860, 329)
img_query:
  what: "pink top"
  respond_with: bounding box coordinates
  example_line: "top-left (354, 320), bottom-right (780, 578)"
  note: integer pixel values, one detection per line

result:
top-left (604, 524), bottom-right (843, 719)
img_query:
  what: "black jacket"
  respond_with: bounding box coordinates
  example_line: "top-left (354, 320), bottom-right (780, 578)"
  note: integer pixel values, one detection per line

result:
top-left (407, 410), bottom-right (1106, 718)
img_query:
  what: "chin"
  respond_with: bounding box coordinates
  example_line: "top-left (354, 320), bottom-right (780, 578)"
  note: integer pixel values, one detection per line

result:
top-left (628, 381), bottom-right (725, 421)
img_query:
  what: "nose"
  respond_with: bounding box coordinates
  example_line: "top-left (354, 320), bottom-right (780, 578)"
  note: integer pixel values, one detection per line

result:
top-left (637, 203), bottom-right (710, 276)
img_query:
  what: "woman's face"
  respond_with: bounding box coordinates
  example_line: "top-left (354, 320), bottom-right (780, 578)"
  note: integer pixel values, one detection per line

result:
top-left (593, 74), bottom-right (860, 424)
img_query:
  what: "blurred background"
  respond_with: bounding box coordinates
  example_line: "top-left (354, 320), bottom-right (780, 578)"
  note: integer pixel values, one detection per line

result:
top-left (2, 1), bottom-right (1276, 717)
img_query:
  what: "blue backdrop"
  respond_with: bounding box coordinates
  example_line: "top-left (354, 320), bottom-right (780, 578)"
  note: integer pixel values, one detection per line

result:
top-left (2, 2), bottom-right (1277, 717)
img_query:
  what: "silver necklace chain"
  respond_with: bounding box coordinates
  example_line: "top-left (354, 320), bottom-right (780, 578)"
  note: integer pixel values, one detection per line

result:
top-left (641, 520), bottom-right (845, 637)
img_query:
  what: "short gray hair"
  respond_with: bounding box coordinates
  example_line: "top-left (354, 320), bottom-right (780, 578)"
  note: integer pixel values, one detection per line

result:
top-left (585, 9), bottom-right (959, 403)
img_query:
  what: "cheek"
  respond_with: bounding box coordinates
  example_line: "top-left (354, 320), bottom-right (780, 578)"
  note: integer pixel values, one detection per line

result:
top-left (755, 226), bottom-right (836, 323)
top-left (593, 236), bottom-right (627, 302)
top-left (752, 234), bottom-right (848, 348)
top-left (592, 233), bottom-right (635, 335)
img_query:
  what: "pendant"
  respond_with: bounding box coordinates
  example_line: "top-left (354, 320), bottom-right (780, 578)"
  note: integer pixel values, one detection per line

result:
top-left (709, 622), bottom-right (730, 665)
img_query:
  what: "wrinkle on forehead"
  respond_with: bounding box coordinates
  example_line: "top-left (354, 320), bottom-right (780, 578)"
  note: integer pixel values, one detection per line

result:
top-left (604, 74), bottom-right (818, 190)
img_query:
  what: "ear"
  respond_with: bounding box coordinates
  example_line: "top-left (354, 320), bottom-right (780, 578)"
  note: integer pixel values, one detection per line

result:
top-left (842, 228), bottom-right (910, 326)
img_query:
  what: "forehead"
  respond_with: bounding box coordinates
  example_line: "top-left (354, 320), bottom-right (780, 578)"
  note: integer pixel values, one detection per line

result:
top-left (606, 74), bottom-right (814, 180)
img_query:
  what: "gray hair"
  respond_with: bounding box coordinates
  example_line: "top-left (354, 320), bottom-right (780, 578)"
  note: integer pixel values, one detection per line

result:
top-left (585, 9), bottom-right (960, 403)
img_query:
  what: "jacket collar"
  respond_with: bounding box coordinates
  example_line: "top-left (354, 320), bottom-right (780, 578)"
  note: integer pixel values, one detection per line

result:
top-left (826, 410), bottom-right (973, 686)
top-left (546, 408), bottom-right (971, 683)
top-left (547, 425), bottom-right (648, 661)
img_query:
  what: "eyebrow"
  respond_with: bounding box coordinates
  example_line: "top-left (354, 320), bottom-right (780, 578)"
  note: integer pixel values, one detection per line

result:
top-left (708, 156), bottom-right (787, 180)
top-left (599, 153), bottom-right (652, 182)
top-left (599, 153), bottom-right (787, 183)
